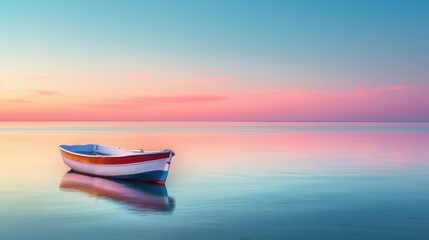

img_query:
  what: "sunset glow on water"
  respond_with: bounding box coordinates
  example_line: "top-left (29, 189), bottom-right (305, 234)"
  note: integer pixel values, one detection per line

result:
top-left (1, 122), bottom-right (429, 239)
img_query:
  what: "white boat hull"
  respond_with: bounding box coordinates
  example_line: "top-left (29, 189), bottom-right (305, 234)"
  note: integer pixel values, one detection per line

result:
top-left (59, 144), bottom-right (174, 184)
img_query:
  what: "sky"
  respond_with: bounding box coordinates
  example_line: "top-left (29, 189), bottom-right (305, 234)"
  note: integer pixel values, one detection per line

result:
top-left (0, 0), bottom-right (428, 121)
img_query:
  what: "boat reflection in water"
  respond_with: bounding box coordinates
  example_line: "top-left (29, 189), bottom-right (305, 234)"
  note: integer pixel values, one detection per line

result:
top-left (60, 171), bottom-right (175, 213)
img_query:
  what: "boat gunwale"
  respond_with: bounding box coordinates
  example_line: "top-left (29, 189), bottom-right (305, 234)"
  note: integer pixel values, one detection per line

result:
top-left (59, 145), bottom-right (172, 159)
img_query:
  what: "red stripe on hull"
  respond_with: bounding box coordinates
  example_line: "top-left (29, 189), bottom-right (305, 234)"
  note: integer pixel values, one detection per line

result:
top-left (152, 180), bottom-right (166, 185)
top-left (60, 150), bottom-right (170, 165)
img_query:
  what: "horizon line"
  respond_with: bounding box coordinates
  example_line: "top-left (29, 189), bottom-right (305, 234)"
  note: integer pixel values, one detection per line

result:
top-left (1, 120), bottom-right (429, 123)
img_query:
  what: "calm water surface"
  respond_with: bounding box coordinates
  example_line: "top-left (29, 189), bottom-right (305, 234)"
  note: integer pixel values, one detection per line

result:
top-left (1, 122), bottom-right (429, 240)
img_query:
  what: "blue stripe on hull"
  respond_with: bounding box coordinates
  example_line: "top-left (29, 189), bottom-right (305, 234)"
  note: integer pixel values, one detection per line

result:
top-left (114, 170), bottom-right (169, 182)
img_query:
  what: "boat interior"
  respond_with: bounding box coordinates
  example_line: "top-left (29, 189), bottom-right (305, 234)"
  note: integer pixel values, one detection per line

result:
top-left (60, 144), bottom-right (147, 156)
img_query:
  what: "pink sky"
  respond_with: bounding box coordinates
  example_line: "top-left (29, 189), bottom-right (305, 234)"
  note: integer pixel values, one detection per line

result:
top-left (0, 72), bottom-right (428, 121)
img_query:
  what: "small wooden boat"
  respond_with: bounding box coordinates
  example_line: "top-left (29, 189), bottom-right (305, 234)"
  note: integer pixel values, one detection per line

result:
top-left (60, 171), bottom-right (175, 212)
top-left (59, 144), bottom-right (175, 184)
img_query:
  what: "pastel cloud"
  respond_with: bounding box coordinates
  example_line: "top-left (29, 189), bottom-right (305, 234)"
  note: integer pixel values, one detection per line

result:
top-left (351, 85), bottom-right (414, 98)
top-left (262, 85), bottom-right (414, 100)
top-left (1, 84), bottom-right (427, 121)
top-left (0, 89), bottom-right (60, 106)
top-left (31, 90), bottom-right (60, 96)
top-left (173, 76), bottom-right (234, 85)
top-left (199, 77), bottom-right (234, 83)
top-left (1, 98), bottom-right (34, 104)
top-left (81, 74), bottom-right (98, 80)
top-left (23, 75), bottom-right (53, 80)
top-left (89, 94), bottom-right (228, 109)
top-left (230, 84), bottom-right (427, 121)
top-left (369, 85), bottom-right (413, 92)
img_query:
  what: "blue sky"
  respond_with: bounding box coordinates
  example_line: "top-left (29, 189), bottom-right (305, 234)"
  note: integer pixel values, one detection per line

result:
top-left (1, 0), bottom-right (428, 121)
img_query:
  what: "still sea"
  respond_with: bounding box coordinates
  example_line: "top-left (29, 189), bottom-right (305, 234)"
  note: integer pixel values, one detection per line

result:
top-left (1, 122), bottom-right (429, 240)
